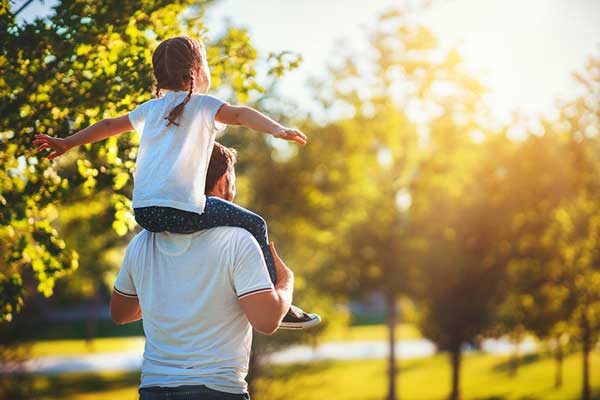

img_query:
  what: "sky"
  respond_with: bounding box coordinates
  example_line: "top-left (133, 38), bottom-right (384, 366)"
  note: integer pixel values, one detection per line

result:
top-left (16, 0), bottom-right (600, 121)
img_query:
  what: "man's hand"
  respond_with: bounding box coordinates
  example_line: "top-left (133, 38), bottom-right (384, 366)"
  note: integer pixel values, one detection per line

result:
top-left (33, 134), bottom-right (71, 160)
top-left (272, 127), bottom-right (308, 145)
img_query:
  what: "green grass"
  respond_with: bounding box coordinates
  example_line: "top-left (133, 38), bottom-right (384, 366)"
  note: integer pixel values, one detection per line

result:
top-left (0, 370), bottom-right (140, 400)
top-left (254, 351), bottom-right (600, 400)
top-left (321, 323), bottom-right (421, 342)
top-left (5, 351), bottom-right (598, 400)
top-left (20, 323), bottom-right (418, 358)
top-left (26, 337), bottom-right (146, 358)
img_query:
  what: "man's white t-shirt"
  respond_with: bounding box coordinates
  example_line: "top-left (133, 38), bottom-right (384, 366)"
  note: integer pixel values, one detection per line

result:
top-left (114, 227), bottom-right (274, 394)
top-left (128, 91), bottom-right (226, 214)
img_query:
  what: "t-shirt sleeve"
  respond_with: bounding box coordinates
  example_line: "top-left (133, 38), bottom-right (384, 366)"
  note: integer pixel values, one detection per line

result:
top-left (128, 101), bottom-right (149, 135)
top-left (231, 230), bottom-right (274, 299)
top-left (200, 95), bottom-right (227, 134)
top-left (114, 245), bottom-right (137, 298)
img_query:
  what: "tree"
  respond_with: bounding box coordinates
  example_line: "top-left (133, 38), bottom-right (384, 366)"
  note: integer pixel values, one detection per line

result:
top-left (554, 56), bottom-right (600, 400)
top-left (494, 129), bottom-right (577, 384)
top-left (276, 7), bottom-right (490, 399)
top-left (409, 135), bottom-right (508, 400)
top-left (542, 195), bottom-right (600, 400)
top-left (555, 56), bottom-right (600, 400)
top-left (344, 10), bottom-right (504, 400)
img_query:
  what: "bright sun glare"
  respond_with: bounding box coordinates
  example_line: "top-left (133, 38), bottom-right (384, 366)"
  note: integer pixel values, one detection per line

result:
top-left (18, 0), bottom-right (600, 123)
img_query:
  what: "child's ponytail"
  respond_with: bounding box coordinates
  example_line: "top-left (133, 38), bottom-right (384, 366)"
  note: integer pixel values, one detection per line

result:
top-left (165, 72), bottom-right (194, 127)
top-left (151, 36), bottom-right (206, 127)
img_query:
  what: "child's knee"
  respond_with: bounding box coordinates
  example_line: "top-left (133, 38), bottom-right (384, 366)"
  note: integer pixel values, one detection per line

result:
top-left (248, 213), bottom-right (267, 233)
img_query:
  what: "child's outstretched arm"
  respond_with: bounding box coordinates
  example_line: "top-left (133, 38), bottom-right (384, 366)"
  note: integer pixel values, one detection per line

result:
top-left (215, 105), bottom-right (307, 145)
top-left (33, 115), bottom-right (133, 160)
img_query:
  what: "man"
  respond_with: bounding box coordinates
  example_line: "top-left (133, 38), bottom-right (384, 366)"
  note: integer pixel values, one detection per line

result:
top-left (110, 143), bottom-right (311, 399)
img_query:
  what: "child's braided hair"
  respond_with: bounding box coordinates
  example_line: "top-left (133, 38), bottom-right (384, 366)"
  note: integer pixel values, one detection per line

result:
top-left (152, 36), bottom-right (207, 127)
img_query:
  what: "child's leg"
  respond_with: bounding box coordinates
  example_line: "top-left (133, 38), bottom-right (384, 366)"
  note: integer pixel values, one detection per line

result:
top-left (134, 202), bottom-right (277, 283)
top-left (194, 197), bottom-right (277, 284)
top-left (134, 206), bottom-right (199, 233)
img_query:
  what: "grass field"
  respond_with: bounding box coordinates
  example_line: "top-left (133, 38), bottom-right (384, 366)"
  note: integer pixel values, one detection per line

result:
top-left (19, 323), bottom-right (420, 358)
top-left (5, 351), bottom-right (598, 400)
top-left (254, 351), bottom-right (600, 400)
top-left (24, 337), bottom-right (146, 358)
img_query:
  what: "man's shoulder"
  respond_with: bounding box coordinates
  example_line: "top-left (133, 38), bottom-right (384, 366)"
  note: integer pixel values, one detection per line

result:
top-left (128, 227), bottom-right (259, 255)
top-left (193, 227), bottom-right (262, 261)
top-left (122, 230), bottom-right (152, 259)
top-left (131, 229), bottom-right (152, 244)
top-left (197, 226), bottom-right (257, 246)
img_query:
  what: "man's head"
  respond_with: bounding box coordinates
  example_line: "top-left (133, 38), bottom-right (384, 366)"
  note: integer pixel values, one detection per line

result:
top-left (205, 142), bottom-right (237, 201)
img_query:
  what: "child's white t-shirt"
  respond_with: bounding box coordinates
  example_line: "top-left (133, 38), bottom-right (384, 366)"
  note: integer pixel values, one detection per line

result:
top-left (128, 90), bottom-right (226, 214)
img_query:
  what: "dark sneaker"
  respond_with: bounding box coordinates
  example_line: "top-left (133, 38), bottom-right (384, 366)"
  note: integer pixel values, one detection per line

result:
top-left (280, 305), bottom-right (321, 330)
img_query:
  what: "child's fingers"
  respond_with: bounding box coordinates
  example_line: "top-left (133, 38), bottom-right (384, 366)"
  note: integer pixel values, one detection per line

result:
top-left (32, 139), bottom-right (48, 145)
top-left (270, 242), bottom-right (284, 265)
top-left (269, 241), bottom-right (278, 257)
top-left (34, 134), bottom-right (52, 141)
top-left (48, 152), bottom-right (60, 160)
top-left (291, 135), bottom-right (307, 145)
top-left (294, 130), bottom-right (307, 141)
top-left (288, 130), bottom-right (307, 144)
top-left (37, 143), bottom-right (50, 151)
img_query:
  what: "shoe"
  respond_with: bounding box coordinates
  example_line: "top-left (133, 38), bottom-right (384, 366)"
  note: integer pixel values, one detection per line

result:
top-left (280, 305), bottom-right (321, 330)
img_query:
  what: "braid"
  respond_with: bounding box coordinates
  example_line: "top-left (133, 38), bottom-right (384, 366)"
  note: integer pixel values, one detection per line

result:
top-left (188, 73), bottom-right (194, 98)
top-left (152, 36), bottom-right (206, 127)
top-left (164, 72), bottom-right (194, 127)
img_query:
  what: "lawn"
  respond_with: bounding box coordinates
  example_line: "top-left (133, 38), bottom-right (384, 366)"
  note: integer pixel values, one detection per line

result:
top-left (19, 323), bottom-right (420, 358)
top-left (24, 337), bottom-right (146, 358)
top-left (254, 351), bottom-right (600, 400)
top-left (4, 351), bottom-right (598, 400)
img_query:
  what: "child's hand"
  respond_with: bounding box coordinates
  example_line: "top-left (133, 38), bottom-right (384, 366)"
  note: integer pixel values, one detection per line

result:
top-left (270, 242), bottom-right (294, 291)
top-left (33, 134), bottom-right (71, 160)
top-left (272, 127), bottom-right (308, 145)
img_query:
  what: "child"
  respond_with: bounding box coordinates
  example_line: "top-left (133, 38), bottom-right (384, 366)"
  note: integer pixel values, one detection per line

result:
top-left (34, 35), bottom-right (320, 330)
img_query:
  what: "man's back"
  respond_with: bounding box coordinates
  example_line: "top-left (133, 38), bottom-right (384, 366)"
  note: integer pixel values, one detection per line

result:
top-left (114, 227), bottom-right (273, 394)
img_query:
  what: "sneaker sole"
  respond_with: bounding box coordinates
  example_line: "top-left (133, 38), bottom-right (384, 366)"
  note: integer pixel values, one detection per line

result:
top-left (279, 314), bottom-right (322, 330)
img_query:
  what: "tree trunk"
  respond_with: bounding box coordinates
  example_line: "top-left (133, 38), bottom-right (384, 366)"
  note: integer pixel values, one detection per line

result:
top-left (386, 293), bottom-right (398, 400)
top-left (85, 287), bottom-right (101, 351)
top-left (554, 336), bottom-right (563, 389)
top-left (509, 334), bottom-right (520, 377)
top-left (449, 345), bottom-right (462, 400)
top-left (581, 311), bottom-right (591, 400)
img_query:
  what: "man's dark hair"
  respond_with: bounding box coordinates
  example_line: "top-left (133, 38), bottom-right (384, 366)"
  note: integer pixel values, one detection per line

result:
top-left (205, 142), bottom-right (237, 194)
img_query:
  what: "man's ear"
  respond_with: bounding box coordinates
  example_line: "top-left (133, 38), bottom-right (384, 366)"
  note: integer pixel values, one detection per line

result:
top-left (214, 174), bottom-right (228, 196)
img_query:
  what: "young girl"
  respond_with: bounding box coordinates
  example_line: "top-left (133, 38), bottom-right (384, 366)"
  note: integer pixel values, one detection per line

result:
top-left (34, 36), bottom-right (320, 330)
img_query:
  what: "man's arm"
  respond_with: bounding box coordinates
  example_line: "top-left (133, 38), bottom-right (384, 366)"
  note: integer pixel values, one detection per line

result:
top-left (215, 104), bottom-right (307, 145)
top-left (110, 290), bottom-right (142, 325)
top-left (34, 114), bottom-right (133, 160)
top-left (238, 242), bottom-right (293, 335)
